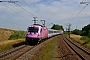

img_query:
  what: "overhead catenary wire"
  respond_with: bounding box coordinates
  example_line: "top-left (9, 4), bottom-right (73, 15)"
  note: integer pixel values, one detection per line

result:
top-left (0, 0), bottom-right (40, 30)
top-left (2, 0), bottom-right (38, 21)
top-left (72, 5), bottom-right (88, 20)
top-left (70, 4), bottom-right (81, 20)
top-left (21, 0), bottom-right (44, 20)
top-left (2, 2), bottom-right (31, 21)
top-left (2, 0), bottom-right (44, 22)
top-left (70, 0), bottom-right (89, 21)
top-left (22, 0), bottom-right (39, 17)
top-left (15, 0), bottom-right (45, 24)
top-left (0, 0), bottom-right (28, 28)
top-left (22, 0), bottom-right (37, 13)
top-left (70, 0), bottom-right (85, 20)
top-left (14, 3), bottom-right (36, 17)
top-left (3, 0), bottom-right (36, 21)
top-left (0, 17), bottom-right (25, 27)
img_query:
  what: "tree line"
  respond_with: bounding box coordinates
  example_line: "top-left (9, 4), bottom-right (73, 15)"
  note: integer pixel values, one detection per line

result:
top-left (71, 24), bottom-right (90, 38)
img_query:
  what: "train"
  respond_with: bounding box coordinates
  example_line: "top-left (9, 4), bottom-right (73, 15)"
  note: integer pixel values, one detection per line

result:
top-left (26, 24), bottom-right (63, 44)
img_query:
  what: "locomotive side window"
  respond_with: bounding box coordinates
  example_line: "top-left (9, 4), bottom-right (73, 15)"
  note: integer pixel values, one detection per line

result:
top-left (40, 28), bottom-right (42, 32)
top-left (28, 27), bottom-right (38, 33)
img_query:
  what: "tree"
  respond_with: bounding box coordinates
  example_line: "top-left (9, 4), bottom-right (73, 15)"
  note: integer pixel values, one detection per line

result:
top-left (51, 24), bottom-right (64, 31)
top-left (82, 24), bottom-right (90, 36)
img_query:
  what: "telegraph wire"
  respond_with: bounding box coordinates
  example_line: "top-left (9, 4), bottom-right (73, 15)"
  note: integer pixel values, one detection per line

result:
top-left (14, 3), bottom-right (36, 17)
top-left (1, 0), bottom-right (39, 18)
top-left (21, 0), bottom-right (44, 20)
top-left (72, 0), bottom-right (89, 20)
top-left (0, 0), bottom-right (38, 30)
top-left (22, 0), bottom-right (38, 17)
top-left (70, 4), bottom-right (81, 20)
top-left (70, 0), bottom-right (89, 21)
top-left (2, 0), bottom-right (37, 20)
top-left (0, 17), bottom-right (25, 27)
top-left (0, 0), bottom-right (29, 28)
top-left (72, 5), bottom-right (88, 20)
top-left (70, 0), bottom-right (84, 20)
top-left (22, 0), bottom-right (34, 10)
top-left (0, 0), bottom-right (18, 3)
top-left (2, 1), bottom-right (31, 21)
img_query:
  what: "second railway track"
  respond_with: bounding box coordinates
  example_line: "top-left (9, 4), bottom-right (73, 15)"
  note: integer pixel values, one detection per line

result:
top-left (62, 34), bottom-right (90, 60)
top-left (0, 45), bottom-right (34, 60)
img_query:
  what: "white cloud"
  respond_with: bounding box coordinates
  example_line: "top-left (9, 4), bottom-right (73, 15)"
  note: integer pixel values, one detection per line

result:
top-left (60, 0), bottom-right (82, 4)
top-left (24, 0), bottom-right (41, 4)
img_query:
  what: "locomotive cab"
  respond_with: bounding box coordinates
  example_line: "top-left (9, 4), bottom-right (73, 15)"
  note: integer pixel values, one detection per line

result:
top-left (26, 26), bottom-right (40, 44)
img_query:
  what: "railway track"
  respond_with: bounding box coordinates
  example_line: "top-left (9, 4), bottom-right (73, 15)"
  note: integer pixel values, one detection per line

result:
top-left (62, 34), bottom-right (90, 60)
top-left (0, 45), bottom-right (34, 60)
top-left (58, 35), bottom-right (79, 60)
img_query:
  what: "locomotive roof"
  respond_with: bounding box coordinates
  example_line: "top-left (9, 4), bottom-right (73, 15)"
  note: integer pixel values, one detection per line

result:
top-left (33, 24), bottom-right (44, 27)
top-left (28, 24), bottom-right (46, 28)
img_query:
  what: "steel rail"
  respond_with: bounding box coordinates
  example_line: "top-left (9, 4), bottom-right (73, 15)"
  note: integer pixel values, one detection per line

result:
top-left (62, 35), bottom-right (90, 60)
top-left (0, 45), bottom-right (34, 60)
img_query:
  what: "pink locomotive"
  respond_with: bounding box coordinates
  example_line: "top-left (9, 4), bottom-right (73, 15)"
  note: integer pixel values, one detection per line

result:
top-left (26, 24), bottom-right (48, 44)
top-left (26, 17), bottom-right (63, 44)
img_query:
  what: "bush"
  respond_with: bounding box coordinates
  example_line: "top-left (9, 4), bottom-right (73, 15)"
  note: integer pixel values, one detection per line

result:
top-left (71, 29), bottom-right (82, 35)
top-left (80, 36), bottom-right (90, 45)
top-left (88, 30), bottom-right (90, 38)
top-left (80, 36), bottom-right (88, 40)
top-left (8, 31), bottom-right (26, 40)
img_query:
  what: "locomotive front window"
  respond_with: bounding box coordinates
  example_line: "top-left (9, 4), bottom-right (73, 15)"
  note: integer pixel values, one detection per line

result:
top-left (28, 27), bottom-right (38, 33)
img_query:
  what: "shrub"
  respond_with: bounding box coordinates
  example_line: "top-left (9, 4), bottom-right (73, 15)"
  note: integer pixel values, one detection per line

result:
top-left (88, 30), bottom-right (90, 38)
top-left (71, 29), bottom-right (82, 35)
top-left (80, 36), bottom-right (90, 45)
top-left (80, 36), bottom-right (88, 40)
top-left (8, 31), bottom-right (26, 40)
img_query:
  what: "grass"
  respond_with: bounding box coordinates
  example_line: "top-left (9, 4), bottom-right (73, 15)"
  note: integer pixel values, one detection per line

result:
top-left (70, 34), bottom-right (90, 49)
top-left (0, 28), bottom-right (14, 41)
top-left (80, 36), bottom-right (90, 44)
top-left (33, 36), bottom-right (59, 60)
top-left (0, 39), bottom-right (25, 53)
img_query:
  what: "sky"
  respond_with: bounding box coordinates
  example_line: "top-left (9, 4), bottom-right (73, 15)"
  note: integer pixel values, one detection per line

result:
top-left (0, 0), bottom-right (90, 31)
